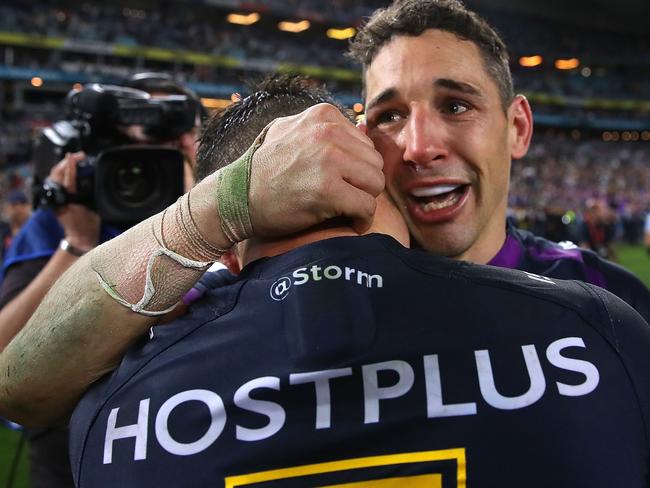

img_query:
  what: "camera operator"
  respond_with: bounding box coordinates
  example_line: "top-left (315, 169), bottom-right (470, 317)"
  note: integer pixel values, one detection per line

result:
top-left (0, 75), bottom-right (203, 488)
top-left (126, 72), bottom-right (205, 192)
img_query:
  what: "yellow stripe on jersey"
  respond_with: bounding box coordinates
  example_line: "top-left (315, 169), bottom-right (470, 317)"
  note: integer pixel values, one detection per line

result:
top-left (224, 448), bottom-right (466, 487)
top-left (319, 473), bottom-right (442, 487)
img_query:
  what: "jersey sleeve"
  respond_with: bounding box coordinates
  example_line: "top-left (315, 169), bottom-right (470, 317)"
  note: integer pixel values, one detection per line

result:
top-left (586, 283), bottom-right (650, 452)
top-left (590, 254), bottom-right (650, 325)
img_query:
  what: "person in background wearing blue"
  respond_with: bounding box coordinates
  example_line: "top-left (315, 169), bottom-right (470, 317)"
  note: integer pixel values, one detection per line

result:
top-left (0, 189), bottom-right (32, 262)
top-left (0, 73), bottom-right (203, 488)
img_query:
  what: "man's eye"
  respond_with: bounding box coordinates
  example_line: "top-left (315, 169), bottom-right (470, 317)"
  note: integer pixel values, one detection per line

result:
top-left (376, 111), bottom-right (402, 125)
top-left (445, 101), bottom-right (470, 115)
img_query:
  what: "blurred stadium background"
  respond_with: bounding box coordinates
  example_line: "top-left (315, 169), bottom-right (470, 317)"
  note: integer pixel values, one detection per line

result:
top-left (0, 0), bottom-right (649, 485)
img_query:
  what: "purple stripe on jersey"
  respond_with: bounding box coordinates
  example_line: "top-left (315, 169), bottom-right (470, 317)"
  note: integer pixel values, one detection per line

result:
top-left (528, 244), bottom-right (585, 264)
top-left (182, 287), bottom-right (203, 306)
top-left (583, 264), bottom-right (607, 288)
top-left (527, 244), bottom-right (608, 289)
top-left (490, 233), bottom-right (608, 289)
top-left (488, 235), bottom-right (522, 268)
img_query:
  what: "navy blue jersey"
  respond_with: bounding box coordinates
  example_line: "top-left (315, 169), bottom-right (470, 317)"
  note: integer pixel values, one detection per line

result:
top-left (70, 234), bottom-right (650, 487)
top-left (489, 222), bottom-right (650, 323)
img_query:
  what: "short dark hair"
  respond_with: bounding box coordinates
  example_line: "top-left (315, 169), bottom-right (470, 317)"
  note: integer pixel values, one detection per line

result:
top-left (348, 0), bottom-right (513, 110)
top-left (196, 75), bottom-right (350, 181)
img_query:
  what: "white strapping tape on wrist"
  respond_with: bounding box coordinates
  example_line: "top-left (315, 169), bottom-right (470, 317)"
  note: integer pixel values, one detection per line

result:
top-left (95, 247), bottom-right (212, 317)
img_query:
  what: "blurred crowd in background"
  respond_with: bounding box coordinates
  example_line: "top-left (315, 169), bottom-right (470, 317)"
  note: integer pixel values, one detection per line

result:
top-left (509, 132), bottom-right (650, 259)
top-left (1, 0), bottom-right (650, 97)
top-left (0, 0), bottom-right (649, 260)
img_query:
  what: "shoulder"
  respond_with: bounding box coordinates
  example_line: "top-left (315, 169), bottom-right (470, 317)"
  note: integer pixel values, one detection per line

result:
top-left (584, 283), bottom-right (650, 443)
top-left (510, 224), bottom-right (582, 259)
top-left (459, 260), bottom-right (612, 324)
top-left (510, 225), bottom-right (649, 294)
top-left (580, 250), bottom-right (650, 323)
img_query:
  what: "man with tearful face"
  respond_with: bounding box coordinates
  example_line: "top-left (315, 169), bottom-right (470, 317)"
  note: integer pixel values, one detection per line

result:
top-left (1, 76), bottom-right (650, 486)
top-left (349, 0), bottom-right (650, 322)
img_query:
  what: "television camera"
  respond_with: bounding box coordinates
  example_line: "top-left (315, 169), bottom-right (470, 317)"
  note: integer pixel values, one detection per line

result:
top-left (33, 83), bottom-right (200, 229)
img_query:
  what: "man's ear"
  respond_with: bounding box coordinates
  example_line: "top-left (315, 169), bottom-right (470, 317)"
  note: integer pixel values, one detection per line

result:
top-left (220, 250), bottom-right (241, 275)
top-left (508, 95), bottom-right (533, 160)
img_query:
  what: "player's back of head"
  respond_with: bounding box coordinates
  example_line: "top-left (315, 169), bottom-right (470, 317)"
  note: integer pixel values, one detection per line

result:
top-left (196, 75), bottom-right (349, 181)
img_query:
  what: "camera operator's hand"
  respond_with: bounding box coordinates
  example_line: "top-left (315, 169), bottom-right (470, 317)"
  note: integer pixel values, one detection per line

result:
top-left (248, 103), bottom-right (385, 236)
top-left (50, 152), bottom-right (101, 251)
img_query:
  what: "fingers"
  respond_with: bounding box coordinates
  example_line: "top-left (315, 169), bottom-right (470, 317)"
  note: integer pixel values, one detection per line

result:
top-left (299, 107), bottom-right (384, 197)
top-left (248, 102), bottom-right (388, 237)
top-left (300, 103), bottom-right (376, 150)
top-left (49, 156), bottom-right (68, 182)
top-left (339, 119), bottom-right (375, 149)
top-left (330, 181), bottom-right (378, 235)
top-left (63, 156), bottom-right (77, 193)
top-left (50, 152), bottom-right (85, 193)
top-left (333, 134), bottom-right (384, 192)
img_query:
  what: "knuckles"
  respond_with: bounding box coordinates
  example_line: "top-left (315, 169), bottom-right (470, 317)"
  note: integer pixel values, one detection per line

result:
top-left (310, 122), bottom-right (340, 144)
top-left (305, 102), bottom-right (345, 121)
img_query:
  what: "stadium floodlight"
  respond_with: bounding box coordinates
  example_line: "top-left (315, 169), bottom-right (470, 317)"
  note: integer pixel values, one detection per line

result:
top-left (227, 12), bottom-right (260, 26)
top-left (555, 58), bottom-right (580, 70)
top-left (278, 20), bottom-right (311, 33)
top-left (31, 77), bottom-right (44, 87)
top-left (327, 27), bottom-right (356, 40)
top-left (519, 55), bottom-right (543, 67)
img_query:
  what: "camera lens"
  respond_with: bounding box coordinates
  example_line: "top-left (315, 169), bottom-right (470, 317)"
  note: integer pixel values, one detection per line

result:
top-left (95, 147), bottom-right (184, 228)
top-left (108, 160), bottom-right (159, 208)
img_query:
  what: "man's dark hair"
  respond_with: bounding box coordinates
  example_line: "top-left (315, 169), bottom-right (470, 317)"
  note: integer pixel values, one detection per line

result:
top-left (196, 75), bottom-right (350, 181)
top-left (348, 0), bottom-right (514, 110)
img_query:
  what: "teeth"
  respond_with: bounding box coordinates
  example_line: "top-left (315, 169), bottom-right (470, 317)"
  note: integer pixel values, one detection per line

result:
top-left (421, 190), bottom-right (463, 211)
top-left (411, 185), bottom-right (460, 197)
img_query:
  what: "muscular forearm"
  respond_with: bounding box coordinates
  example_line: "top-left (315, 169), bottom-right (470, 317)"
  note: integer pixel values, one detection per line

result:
top-left (0, 249), bottom-right (79, 351)
top-left (0, 103), bottom-right (386, 427)
top-left (0, 256), bottom-right (152, 426)
top-left (0, 173), bottom-right (232, 427)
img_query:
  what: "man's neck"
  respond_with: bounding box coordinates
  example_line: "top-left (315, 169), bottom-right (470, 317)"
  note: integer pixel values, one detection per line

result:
top-left (240, 225), bottom-right (359, 267)
top-left (240, 213), bottom-right (410, 267)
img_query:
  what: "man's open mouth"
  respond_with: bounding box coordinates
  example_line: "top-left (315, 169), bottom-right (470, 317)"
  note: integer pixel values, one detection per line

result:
top-left (409, 184), bottom-right (469, 212)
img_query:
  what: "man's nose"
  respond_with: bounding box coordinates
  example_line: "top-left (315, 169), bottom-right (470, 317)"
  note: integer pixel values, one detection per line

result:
top-left (402, 107), bottom-right (449, 167)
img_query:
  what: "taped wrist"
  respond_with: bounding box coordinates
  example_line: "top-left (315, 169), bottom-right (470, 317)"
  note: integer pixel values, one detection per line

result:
top-left (91, 190), bottom-right (229, 316)
top-left (214, 126), bottom-right (270, 244)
